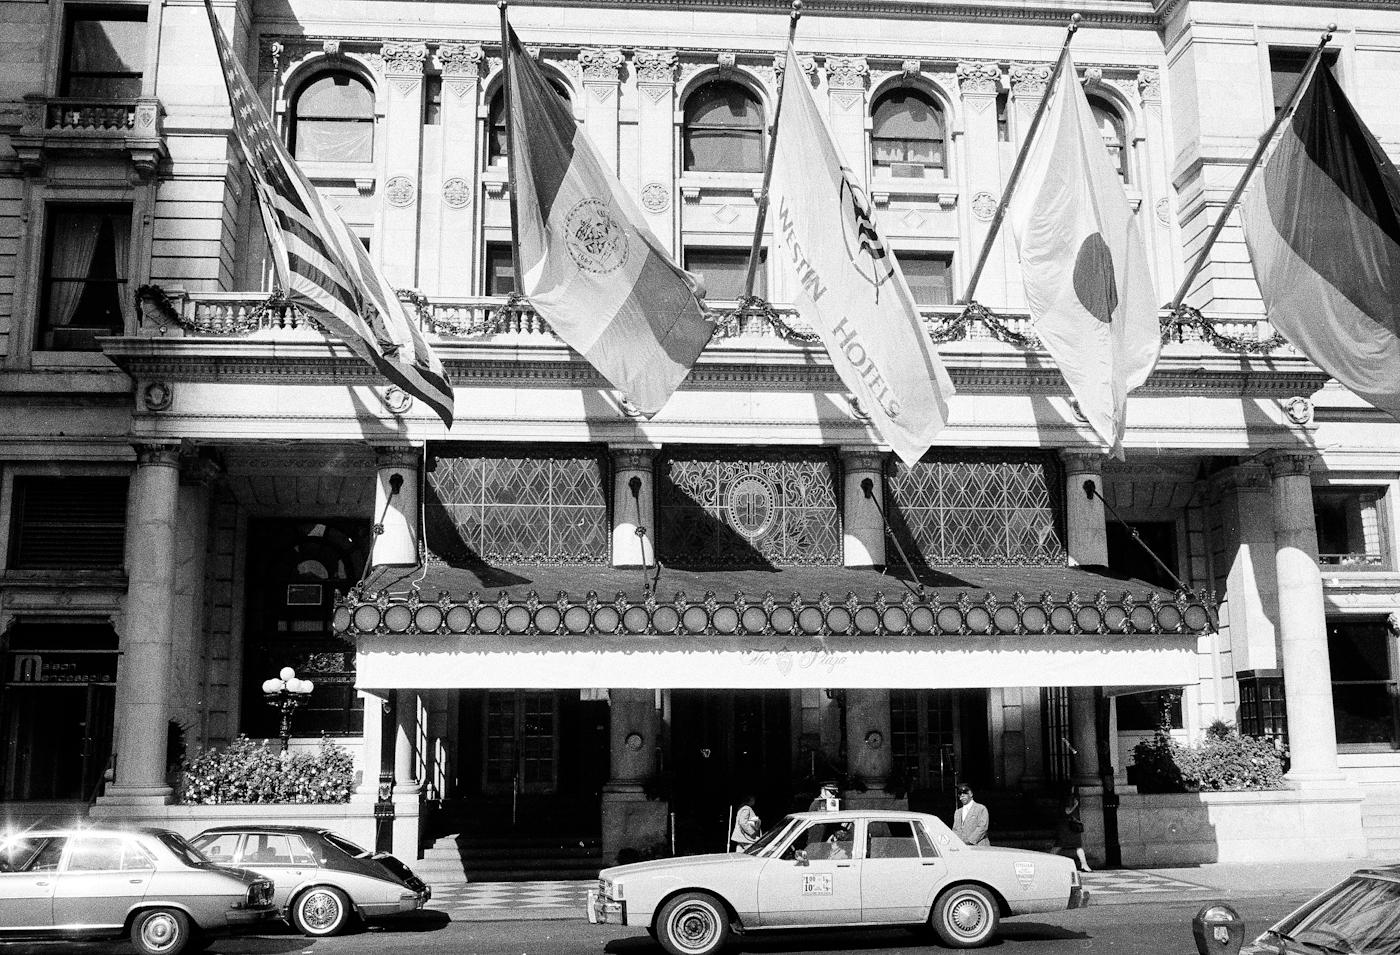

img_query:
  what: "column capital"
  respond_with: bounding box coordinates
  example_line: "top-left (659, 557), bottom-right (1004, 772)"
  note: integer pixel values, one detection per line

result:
top-left (381, 41), bottom-right (427, 75)
top-left (611, 446), bottom-right (658, 472)
top-left (1206, 463), bottom-right (1271, 498)
top-left (437, 42), bottom-right (484, 78)
top-left (1010, 61), bottom-right (1052, 98)
top-left (957, 60), bottom-right (1001, 97)
top-left (580, 47), bottom-right (624, 84)
top-left (133, 442), bottom-right (181, 468)
top-left (839, 448), bottom-right (887, 473)
top-left (633, 48), bottom-right (678, 86)
top-left (827, 56), bottom-right (869, 91)
top-left (1265, 449), bottom-right (1318, 480)
top-left (1059, 448), bottom-right (1107, 476)
top-left (374, 445), bottom-right (421, 469)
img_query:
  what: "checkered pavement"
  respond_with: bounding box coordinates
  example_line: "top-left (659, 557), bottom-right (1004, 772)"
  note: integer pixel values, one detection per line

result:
top-left (1081, 869), bottom-right (1209, 895)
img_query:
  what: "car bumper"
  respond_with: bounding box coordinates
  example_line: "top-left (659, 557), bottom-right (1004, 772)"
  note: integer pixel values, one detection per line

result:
top-left (360, 893), bottom-right (431, 919)
top-left (226, 906), bottom-right (280, 928)
top-left (1069, 885), bottom-right (1090, 909)
top-left (587, 890), bottom-right (626, 925)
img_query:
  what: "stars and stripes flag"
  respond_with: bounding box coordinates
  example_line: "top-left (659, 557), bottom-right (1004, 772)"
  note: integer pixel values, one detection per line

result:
top-left (503, 21), bottom-right (713, 415)
top-left (1241, 61), bottom-right (1400, 418)
top-left (1007, 54), bottom-right (1161, 460)
top-left (202, 0), bottom-right (453, 425)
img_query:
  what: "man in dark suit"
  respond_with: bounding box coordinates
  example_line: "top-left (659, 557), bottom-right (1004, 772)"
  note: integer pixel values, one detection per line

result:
top-left (952, 784), bottom-right (990, 846)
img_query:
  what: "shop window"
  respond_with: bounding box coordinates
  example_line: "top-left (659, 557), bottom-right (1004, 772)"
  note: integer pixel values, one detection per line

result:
top-left (683, 248), bottom-right (766, 301)
top-left (1269, 47), bottom-right (1339, 114)
top-left (656, 448), bottom-right (840, 568)
top-left (61, 9), bottom-right (146, 98)
top-left (424, 448), bottom-right (609, 564)
top-left (486, 80), bottom-right (571, 168)
top-left (885, 452), bottom-right (1065, 565)
top-left (1315, 487), bottom-right (1390, 570)
top-left (10, 476), bottom-right (128, 569)
top-left (1237, 669), bottom-right (1287, 741)
top-left (871, 88), bottom-right (945, 177)
top-left (1107, 520), bottom-right (1180, 589)
top-left (1329, 618), bottom-right (1399, 748)
top-left (40, 204), bottom-right (131, 351)
top-left (290, 71), bottom-right (374, 163)
top-left (1088, 95), bottom-right (1128, 184)
top-left (899, 252), bottom-right (953, 307)
top-left (683, 81), bottom-right (765, 173)
top-left (484, 242), bottom-right (515, 295)
top-left (1116, 690), bottom-right (1183, 732)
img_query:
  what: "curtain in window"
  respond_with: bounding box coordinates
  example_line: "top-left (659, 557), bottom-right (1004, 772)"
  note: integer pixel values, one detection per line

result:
top-left (47, 213), bottom-right (104, 329)
top-left (109, 214), bottom-right (129, 329)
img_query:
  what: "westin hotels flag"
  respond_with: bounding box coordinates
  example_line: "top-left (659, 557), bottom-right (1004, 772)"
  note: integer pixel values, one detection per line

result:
top-left (770, 46), bottom-right (955, 466)
top-left (203, 1), bottom-right (453, 426)
top-left (1241, 62), bottom-right (1400, 419)
top-left (1007, 55), bottom-right (1160, 459)
top-left (504, 23), bottom-right (713, 415)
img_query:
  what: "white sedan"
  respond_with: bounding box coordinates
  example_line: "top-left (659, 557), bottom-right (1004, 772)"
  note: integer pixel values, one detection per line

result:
top-left (588, 809), bottom-right (1088, 954)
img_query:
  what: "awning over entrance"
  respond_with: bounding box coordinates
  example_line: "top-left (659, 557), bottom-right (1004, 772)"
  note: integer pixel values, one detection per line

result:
top-left (339, 563), bottom-right (1211, 691)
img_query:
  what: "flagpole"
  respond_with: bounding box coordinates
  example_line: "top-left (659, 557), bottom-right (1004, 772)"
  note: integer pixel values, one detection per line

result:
top-left (741, 0), bottom-right (803, 301)
top-left (956, 14), bottom-right (1080, 306)
top-left (498, 0), bottom-right (527, 299)
top-left (1168, 25), bottom-right (1334, 312)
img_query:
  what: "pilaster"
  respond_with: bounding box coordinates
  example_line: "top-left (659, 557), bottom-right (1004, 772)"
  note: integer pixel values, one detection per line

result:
top-left (825, 57), bottom-right (867, 190)
top-left (436, 43), bottom-right (485, 296)
top-left (580, 48), bottom-right (623, 174)
top-left (634, 50), bottom-right (678, 255)
top-left (380, 42), bottom-right (427, 287)
top-left (844, 688), bottom-right (903, 808)
top-left (958, 61), bottom-right (1004, 303)
top-left (602, 687), bottom-right (667, 865)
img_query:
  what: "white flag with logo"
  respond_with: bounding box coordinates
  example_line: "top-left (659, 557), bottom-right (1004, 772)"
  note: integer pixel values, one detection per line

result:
top-left (1006, 54), bottom-right (1160, 459)
top-left (770, 46), bottom-right (955, 466)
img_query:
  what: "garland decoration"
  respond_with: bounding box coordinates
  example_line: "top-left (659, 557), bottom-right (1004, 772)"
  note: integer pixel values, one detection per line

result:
top-left (714, 295), bottom-right (823, 343)
top-left (929, 301), bottom-right (1043, 348)
top-left (1163, 304), bottom-right (1288, 354)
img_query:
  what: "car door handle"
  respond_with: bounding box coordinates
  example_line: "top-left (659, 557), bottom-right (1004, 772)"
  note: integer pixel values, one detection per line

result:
top-left (129, 879), bottom-right (146, 884)
top-left (34, 881), bottom-right (49, 887)
top-left (836, 863), bottom-right (852, 868)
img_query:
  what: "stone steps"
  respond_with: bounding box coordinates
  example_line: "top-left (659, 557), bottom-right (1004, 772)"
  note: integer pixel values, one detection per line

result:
top-left (1359, 784), bottom-right (1400, 858)
top-left (418, 832), bottom-right (603, 884)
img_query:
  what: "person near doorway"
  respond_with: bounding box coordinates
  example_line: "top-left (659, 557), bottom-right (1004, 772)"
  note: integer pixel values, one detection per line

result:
top-left (952, 784), bottom-right (990, 846)
top-left (730, 793), bottom-right (761, 852)
top-left (808, 781), bottom-right (841, 811)
top-left (1053, 790), bottom-right (1092, 872)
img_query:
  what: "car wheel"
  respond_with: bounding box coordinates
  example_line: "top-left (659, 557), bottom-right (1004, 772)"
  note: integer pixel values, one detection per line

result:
top-left (290, 885), bottom-right (352, 937)
top-left (656, 891), bottom-right (730, 955)
top-left (932, 884), bottom-right (1000, 948)
top-left (131, 907), bottom-right (193, 955)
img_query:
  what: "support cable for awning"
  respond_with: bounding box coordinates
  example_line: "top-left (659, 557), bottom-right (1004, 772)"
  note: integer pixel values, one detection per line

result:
top-left (630, 475), bottom-right (663, 592)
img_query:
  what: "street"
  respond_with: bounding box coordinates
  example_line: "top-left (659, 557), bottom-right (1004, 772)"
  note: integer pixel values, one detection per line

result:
top-left (0, 895), bottom-right (1304, 955)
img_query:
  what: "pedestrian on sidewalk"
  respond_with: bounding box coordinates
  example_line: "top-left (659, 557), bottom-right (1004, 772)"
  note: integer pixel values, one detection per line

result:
top-left (952, 784), bottom-right (990, 846)
top-left (1054, 790), bottom-right (1091, 872)
top-left (731, 793), bottom-right (761, 852)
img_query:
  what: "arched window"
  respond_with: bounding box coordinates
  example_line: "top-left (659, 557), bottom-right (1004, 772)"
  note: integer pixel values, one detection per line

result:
top-left (683, 81), bottom-right (764, 173)
top-left (1089, 96), bottom-right (1128, 183)
top-left (290, 71), bottom-right (374, 163)
top-left (871, 88), bottom-right (945, 177)
top-left (487, 80), bottom-right (572, 167)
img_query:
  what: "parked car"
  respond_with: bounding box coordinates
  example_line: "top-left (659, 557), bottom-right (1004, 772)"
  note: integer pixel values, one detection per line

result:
top-left (0, 827), bottom-right (276, 955)
top-left (587, 809), bottom-right (1088, 955)
top-left (190, 825), bottom-right (430, 937)
top-left (1237, 865), bottom-right (1400, 955)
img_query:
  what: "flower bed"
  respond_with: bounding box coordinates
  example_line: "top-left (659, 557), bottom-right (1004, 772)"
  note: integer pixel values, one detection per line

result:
top-left (178, 737), bottom-right (353, 804)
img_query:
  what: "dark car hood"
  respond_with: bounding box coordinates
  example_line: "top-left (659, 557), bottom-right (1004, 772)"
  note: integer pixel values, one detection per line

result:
top-left (204, 863), bottom-right (262, 885)
top-left (369, 852), bottom-right (425, 888)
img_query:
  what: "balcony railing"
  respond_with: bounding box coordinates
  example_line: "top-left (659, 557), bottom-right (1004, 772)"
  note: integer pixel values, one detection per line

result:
top-left (44, 100), bottom-right (137, 131)
top-left (14, 95), bottom-right (165, 178)
top-left (137, 287), bottom-right (1290, 356)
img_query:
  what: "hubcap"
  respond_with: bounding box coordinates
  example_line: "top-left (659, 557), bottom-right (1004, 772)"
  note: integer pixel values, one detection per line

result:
top-left (949, 896), bottom-right (987, 936)
top-left (142, 913), bottom-right (178, 951)
top-left (672, 903), bottom-right (718, 952)
top-left (302, 891), bottom-right (342, 931)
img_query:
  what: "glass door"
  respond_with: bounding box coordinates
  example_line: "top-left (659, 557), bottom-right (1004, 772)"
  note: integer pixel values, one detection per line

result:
top-left (483, 691), bottom-right (558, 795)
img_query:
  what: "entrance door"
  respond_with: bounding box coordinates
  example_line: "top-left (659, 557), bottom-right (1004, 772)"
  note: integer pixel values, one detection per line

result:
top-left (483, 691), bottom-right (558, 795)
top-left (2, 685), bottom-right (116, 802)
top-left (891, 689), bottom-right (991, 815)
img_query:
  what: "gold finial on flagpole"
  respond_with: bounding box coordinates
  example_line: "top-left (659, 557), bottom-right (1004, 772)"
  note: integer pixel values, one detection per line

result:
top-left (498, 0), bottom-right (507, 11)
top-left (1323, 22), bottom-right (1337, 43)
top-left (1069, 12), bottom-right (1081, 33)
top-left (791, 0), bottom-right (803, 23)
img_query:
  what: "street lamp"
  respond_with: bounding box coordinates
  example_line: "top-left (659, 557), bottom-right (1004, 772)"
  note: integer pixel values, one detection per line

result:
top-left (262, 666), bottom-right (314, 751)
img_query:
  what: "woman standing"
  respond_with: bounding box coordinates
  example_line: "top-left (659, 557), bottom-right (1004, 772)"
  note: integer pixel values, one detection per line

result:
top-left (1053, 791), bottom-right (1091, 872)
top-left (730, 793), bottom-right (761, 852)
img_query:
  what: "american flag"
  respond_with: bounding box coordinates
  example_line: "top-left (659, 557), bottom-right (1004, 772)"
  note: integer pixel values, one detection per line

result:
top-left (203, 0), bottom-right (453, 426)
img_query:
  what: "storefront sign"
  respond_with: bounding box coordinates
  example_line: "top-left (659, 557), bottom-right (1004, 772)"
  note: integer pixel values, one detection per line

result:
top-left (7, 652), bottom-right (117, 685)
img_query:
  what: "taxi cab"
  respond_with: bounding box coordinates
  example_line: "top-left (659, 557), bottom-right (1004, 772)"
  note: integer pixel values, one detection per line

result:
top-left (587, 809), bottom-right (1087, 955)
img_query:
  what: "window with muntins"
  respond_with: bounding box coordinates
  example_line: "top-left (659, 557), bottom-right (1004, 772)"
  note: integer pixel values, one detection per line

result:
top-left (62, 9), bottom-right (146, 98)
top-left (10, 476), bottom-right (128, 570)
top-left (683, 248), bottom-right (766, 301)
top-left (871, 88), bottom-right (945, 177)
top-left (1088, 96), bottom-right (1128, 183)
top-left (1315, 488), bottom-right (1390, 570)
top-left (290, 71), bottom-right (374, 163)
top-left (1329, 618), bottom-right (1399, 748)
top-left (683, 81), bottom-right (764, 173)
top-left (40, 204), bottom-right (131, 351)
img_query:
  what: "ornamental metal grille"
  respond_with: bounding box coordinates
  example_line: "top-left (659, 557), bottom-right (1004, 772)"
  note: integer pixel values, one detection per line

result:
top-left (657, 450), bottom-right (841, 567)
top-left (886, 454), bottom-right (1065, 565)
top-left (425, 450), bottom-right (609, 564)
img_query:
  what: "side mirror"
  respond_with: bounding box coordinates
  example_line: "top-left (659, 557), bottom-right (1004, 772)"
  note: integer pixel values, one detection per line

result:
top-left (794, 849), bottom-right (809, 867)
top-left (1193, 903), bottom-right (1245, 955)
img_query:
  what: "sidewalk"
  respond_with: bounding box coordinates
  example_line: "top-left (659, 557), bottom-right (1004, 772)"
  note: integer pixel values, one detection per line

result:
top-left (426, 857), bottom-right (1397, 921)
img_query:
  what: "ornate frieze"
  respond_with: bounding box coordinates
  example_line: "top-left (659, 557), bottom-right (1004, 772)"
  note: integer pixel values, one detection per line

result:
top-left (382, 42), bottom-right (427, 74)
top-left (579, 47), bottom-right (624, 83)
top-left (957, 60), bottom-right (1001, 96)
top-left (438, 42), bottom-right (484, 78)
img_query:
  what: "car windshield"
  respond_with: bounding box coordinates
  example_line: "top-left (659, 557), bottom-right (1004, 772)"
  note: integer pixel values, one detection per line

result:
top-left (1275, 875), bottom-right (1400, 955)
top-left (744, 817), bottom-right (802, 857)
top-left (158, 831), bottom-right (212, 868)
top-left (324, 833), bottom-right (371, 859)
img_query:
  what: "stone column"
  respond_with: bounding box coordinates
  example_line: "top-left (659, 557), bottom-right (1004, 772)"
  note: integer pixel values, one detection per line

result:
top-left (436, 43), bottom-right (485, 296)
top-left (380, 42), bottom-right (427, 287)
top-left (391, 690), bottom-right (423, 857)
top-left (1208, 465), bottom-right (1280, 672)
top-left (601, 688), bottom-right (667, 866)
top-left (104, 443), bottom-right (182, 804)
top-left (1004, 62), bottom-right (1053, 309)
top-left (634, 50), bottom-right (678, 255)
top-left (371, 446), bottom-right (421, 567)
top-left (841, 449), bottom-right (886, 567)
top-left (355, 691), bottom-right (386, 798)
top-left (844, 689), bottom-right (902, 808)
top-left (580, 48), bottom-right (623, 173)
top-left (1020, 688), bottom-right (1046, 790)
top-left (1069, 685), bottom-right (1106, 865)
top-left (1266, 450), bottom-right (1346, 786)
top-left (1135, 69), bottom-right (1177, 299)
top-left (612, 447), bottom-right (657, 568)
top-left (1061, 450), bottom-right (1109, 566)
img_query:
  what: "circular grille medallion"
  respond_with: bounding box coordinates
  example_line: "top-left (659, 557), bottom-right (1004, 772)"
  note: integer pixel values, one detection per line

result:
top-left (1157, 606), bottom-right (1183, 631)
top-left (594, 607), bottom-right (620, 632)
top-left (726, 474), bottom-right (777, 541)
top-left (653, 607), bottom-right (680, 633)
top-left (352, 605), bottom-right (381, 633)
top-left (798, 607), bottom-right (824, 634)
top-left (564, 606), bottom-right (591, 633)
top-left (476, 607), bottom-right (502, 632)
top-left (826, 608), bottom-right (851, 633)
top-left (741, 608), bottom-right (768, 633)
top-left (385, 606), bottom-right (413, 633)
top-left (882, 607), bottom-right (908, 632)
top-left (446, 606), bottom-right (473, 633)
top-left (623, 607), bottom-right (650, 633)
top-left (534, 607), bottom-right (561, 632)
top-left (682, 607), bottom-right (709, 633)
top-left (770, 607), bottom-right (795, 633)
top-left (414, 606), bottom-right (443, 633)
top-left (855, 607), bottom-right (880, 634)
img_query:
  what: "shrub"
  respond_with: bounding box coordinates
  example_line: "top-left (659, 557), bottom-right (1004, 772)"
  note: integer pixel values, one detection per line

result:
top-left (1130, 723), bottom-right (1285, 793)
top-left (178, 736), bottom-right (354, 805)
